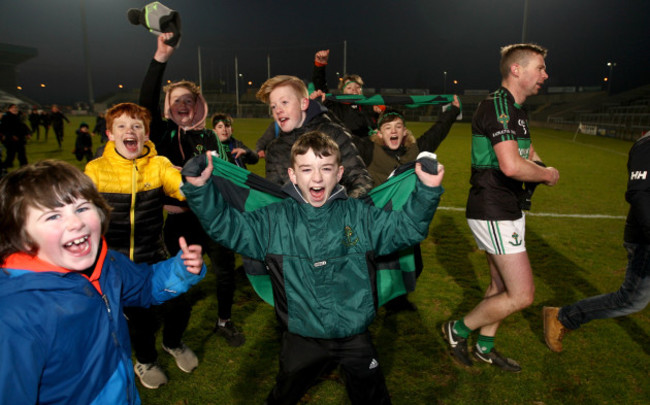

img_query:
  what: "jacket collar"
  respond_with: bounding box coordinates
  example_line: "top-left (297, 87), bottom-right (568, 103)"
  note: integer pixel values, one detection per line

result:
top-left (2, 238), bottom-right (108, 294)
top-left (104, 140), bottom-right (157, 163)
top-left (281, 182), bottom-right (348, 206)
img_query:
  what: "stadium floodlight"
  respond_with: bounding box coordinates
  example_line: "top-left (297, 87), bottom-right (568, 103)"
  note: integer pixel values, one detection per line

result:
top-left (443, 71), bottom-right (448, 93)
top-left (606, 62), bottom-right (616, 94)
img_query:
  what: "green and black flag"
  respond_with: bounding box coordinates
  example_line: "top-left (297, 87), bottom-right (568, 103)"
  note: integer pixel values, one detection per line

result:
top-left (324, 94), bottom-right (456, 108)
top-left (183, 155), bottom-right (424, 307)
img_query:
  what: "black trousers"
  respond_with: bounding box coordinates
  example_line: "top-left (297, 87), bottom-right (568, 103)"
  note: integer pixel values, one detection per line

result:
top-left (164, 211), bottom-right (236, 320)
top-left (266, 331), bottom-right (392, 405)
top-left (3, 141), bottom-right (27, 168)
top-left (124, 296), bottom-right (191, 364)
top-left (53, 125), bottom-right (64, 147)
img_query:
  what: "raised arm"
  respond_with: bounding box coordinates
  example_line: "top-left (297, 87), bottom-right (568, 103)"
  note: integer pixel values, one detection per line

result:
top-left (139, 33), bottom-right (175, 145)
top-left (256, 121), bottom-right (278, 158)
top-left (416, 95), bottom-right (461, 153)
top-left (312, 49), bottom-right (330, 93)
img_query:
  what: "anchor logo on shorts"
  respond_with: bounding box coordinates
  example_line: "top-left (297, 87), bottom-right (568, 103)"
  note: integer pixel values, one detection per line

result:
top-left (509, 232), bottom-right (522, 246)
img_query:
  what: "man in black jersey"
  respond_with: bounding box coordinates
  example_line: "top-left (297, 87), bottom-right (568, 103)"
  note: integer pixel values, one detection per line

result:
top-left (442, 43), bottom-right (559, 372)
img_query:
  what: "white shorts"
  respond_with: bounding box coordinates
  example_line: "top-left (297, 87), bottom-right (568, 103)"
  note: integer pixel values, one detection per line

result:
top-left (467, 215), bottom-right (527, 255)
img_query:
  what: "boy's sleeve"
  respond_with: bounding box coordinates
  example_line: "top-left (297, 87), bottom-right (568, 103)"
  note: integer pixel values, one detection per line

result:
top-left (367, 181), bottom-right (444, 256)
top-left (416, 105), bottom-right (460, 153)
top-left (0, 311), bottom-right (44, 403)
top-left (256, 122), bottom-right (277, 152)
top-left (181, 179), bottom-right (270, 260)
top-left (116, 250), bottom-right (206, 307)
top-left (161, 157), bottom-right (185, 201)
top-left (139, 59), bottom-right (167, 145)
top-left (148, 250), bottom-right (206, 305)
top-left (312, 63), bottom-right (328, 93)
top-left (236, 138), bottom-right (259, 165)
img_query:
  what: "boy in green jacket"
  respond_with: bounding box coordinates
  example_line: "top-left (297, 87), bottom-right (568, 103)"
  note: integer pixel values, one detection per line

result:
top-left (182, 131), bottom-right (444, 404)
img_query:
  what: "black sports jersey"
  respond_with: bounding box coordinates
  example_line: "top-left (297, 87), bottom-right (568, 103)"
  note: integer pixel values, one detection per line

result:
top-left (466, 87), bottom-right (531, 220)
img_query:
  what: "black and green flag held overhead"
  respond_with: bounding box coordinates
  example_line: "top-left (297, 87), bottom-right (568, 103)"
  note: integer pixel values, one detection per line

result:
top-left (192, 156), bottom-right (424, 307)
top-left (324, 94), bottom-right (456, 109)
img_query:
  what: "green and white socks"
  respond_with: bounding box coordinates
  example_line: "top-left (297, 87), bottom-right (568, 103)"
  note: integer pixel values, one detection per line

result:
top-left (452, 319), bottom-right (495, 354)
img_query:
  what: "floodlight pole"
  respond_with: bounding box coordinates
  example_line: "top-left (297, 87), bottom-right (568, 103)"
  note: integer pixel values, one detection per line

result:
top-left (343, 40), bottom-right (347, 76)
top-left (80, 0), bottom-right (94, 112)
top-left (198, 46), bottom-right (203, 91)
top-left (607, 62), bottom-right (616, 94)
top-left (267, 53), bottom-right (271, 79)
top-left (443, 71), bottom-right (447, 93)
top-left (521, 0), bottom-right (529, 42)
top-left (235, 56), bottom-right (240, 117)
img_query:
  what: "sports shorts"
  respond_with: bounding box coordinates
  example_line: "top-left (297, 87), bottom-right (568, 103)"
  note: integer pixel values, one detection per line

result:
top-left (467, 215), bottom-right (526, 255)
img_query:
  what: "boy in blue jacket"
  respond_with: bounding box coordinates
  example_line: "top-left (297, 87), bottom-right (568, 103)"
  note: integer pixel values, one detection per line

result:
top-left (182, 131), bottom-right (444, 404)
top-left (0, 160), bottom-right (205, 405)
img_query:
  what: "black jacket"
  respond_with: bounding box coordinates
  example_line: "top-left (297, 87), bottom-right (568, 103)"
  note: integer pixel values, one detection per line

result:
top-left (265, 100), bottom-right (373, 198)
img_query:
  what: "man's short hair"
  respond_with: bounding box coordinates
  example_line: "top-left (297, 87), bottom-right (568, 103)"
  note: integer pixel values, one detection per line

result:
top-left (105, 103), bottom-right (152, 134)
top-left (0, 160), bottom-right (112, 263)
top-left (290, 131), bottom-right (341, 167)
top-left (256, 75), bottom-right (308, 104)
top-left (499, 43), bottom-right (548, 79)
top-left (338, 74), bottom-right (364, 91)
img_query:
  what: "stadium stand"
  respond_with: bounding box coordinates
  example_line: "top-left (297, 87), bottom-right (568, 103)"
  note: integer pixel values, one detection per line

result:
top-left (536, 84), bottom-right (650, 140)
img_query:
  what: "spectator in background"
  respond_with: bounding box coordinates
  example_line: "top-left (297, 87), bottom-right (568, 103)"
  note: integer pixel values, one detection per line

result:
top-left (28, 106), bottom-right (40, 141)
top-left (40, 109), bottom-right (51, 142)
top-left (93, 111), bottom-right (108, 143)
top-left (212, 113), bottom-right (259, 169)
top-left (311, 49), bottom-right (382, 138)
top-left (0, 104), bottom-right (31, 169)
top-left (73, 122), bottom-right (94, 163)
top-left (49, 104), bottom-right (69, 149)
top-left (201, 112), bottom-right (261, 345)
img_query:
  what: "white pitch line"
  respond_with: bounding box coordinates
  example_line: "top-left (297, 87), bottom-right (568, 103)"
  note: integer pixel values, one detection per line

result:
top-left (436, 206), bottom-right (625, 220)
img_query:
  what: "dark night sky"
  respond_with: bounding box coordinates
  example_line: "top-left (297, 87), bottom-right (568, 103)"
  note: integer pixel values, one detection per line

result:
top-left (1, 0), bottom-right (649, 105)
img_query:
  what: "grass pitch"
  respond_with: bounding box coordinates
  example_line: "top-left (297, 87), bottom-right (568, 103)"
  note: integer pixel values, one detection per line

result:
top-left (14, 117), bottom-right (648, 404)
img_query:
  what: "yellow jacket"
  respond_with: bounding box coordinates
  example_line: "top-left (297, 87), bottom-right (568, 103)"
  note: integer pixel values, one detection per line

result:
top-left (85, 140), bottom-right (184, 263)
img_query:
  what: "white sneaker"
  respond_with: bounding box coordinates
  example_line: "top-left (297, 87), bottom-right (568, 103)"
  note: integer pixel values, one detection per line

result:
top-left (134, 361), bottom-right (168, 389)
top-left (162, 342), bottom-right (198, 373)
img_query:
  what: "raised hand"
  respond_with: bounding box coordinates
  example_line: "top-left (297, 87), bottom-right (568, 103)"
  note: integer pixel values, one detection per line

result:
top-left (178, 236), bottom-right (203, 274)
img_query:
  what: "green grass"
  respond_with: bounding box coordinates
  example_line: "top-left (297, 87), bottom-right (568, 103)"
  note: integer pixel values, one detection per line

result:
top-left (15, 117), bottom-right (649, 404)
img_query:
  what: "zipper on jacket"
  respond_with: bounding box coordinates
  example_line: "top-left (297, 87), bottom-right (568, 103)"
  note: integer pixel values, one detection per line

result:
top-left (129, 161), bottom-right (137, 261)
top-left (101, 294), bottom-right (113, 321)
